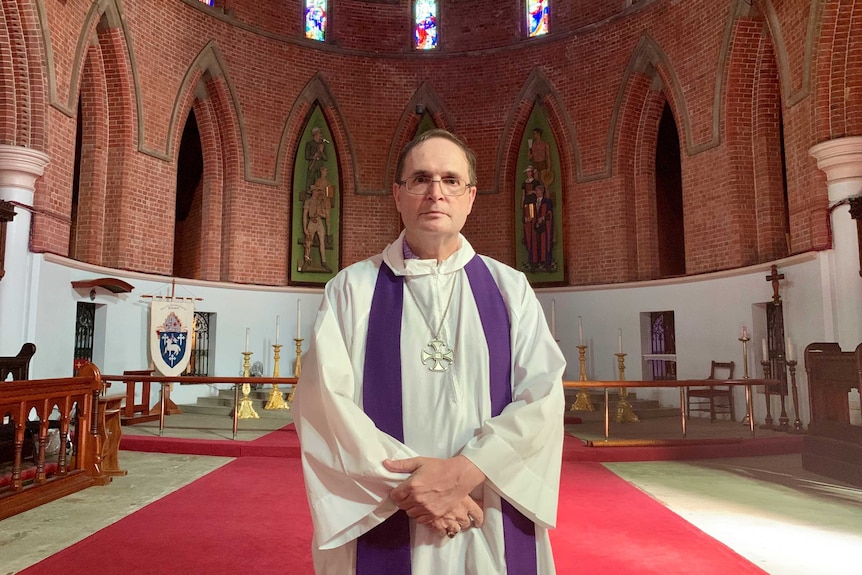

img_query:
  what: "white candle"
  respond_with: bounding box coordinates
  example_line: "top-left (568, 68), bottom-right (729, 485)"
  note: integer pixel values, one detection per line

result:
top-left (275, 316), bottom-right (280, 344)
top-left (296, 300), bottom-right (302, 339)
top-left (578, 316), bottom-right (584, 345)
top-left (762, 338), bottom-right (768, 361)
top-left (786, 337), bottom-right (794, 362)
top-left (551, 300), bottom-right (557, 339)
top-left (741, 325), bottom-right (748, 339)
top-left (618, 328), bottom-right (623, 354)
top-left (245, 328), bottom-right (249, 352)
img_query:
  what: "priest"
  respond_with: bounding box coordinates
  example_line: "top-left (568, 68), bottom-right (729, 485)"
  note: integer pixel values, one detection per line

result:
top-left (294, 129), bottom-right (566, 574)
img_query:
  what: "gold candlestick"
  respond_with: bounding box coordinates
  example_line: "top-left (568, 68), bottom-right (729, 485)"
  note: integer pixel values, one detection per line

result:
top-left (614, 353), bottom-right (639, 423)
top-left (776, 354), bottom-right (790, 430)
top-left (787, 359), bottom-right (805, 433)
top-left (759, 359), bottom-right (774, 429)
top-left (287, 338), bottom-right (303, 404)
top-left (571, 345), bottom-right (595, 411)
top-left (740, 335), bottom-right (755, 436)
top-left (265, 344), bottom-right (289, 410)
top-left (237, 351), bottom-right (259, 419)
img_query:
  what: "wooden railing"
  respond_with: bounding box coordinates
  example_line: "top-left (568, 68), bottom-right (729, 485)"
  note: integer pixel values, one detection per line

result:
top-left (564, 378), bottom-right (780, 441)
top-left (100, 374), bottom-right (298, 439)
top-left (0, 363), bottom-right (112, 520)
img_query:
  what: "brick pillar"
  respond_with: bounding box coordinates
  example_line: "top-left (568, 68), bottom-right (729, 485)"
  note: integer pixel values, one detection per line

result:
top-left (809, 136), bottom-right (862, 348)
top-left (0, 144), bottom-right (50, 356)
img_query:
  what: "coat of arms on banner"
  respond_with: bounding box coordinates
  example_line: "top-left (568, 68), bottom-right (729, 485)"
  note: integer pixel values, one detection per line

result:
top-left (150, 300), bottom-right (194, 376)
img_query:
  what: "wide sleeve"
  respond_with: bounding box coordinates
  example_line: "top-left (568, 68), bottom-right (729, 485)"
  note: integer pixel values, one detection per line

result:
top-left (458, 269), bottom-right (565, 529)
top-left (293, 282), bottom-right (418, 550)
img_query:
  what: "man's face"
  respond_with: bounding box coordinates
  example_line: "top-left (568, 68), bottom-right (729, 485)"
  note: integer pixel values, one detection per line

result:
top-left (393, 137), bottom-right (476, 242)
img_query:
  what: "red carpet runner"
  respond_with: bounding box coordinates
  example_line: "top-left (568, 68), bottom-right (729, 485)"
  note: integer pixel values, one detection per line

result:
top-left (19, 456), bottom-right (768, 574)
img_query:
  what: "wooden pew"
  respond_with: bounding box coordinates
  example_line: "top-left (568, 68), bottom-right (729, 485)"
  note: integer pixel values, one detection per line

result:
top-left (802, 343), bottom-right (862, 486)
top-left (0, 342), bottom-right (36, 380)
top-left (0, 363), bottom-right (114, 520)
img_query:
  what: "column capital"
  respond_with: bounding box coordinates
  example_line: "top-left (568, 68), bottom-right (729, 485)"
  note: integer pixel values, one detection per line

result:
top-left (810, 136), bottom-right (862, 184)
top-left (0, 144), bottom-right (50, 192)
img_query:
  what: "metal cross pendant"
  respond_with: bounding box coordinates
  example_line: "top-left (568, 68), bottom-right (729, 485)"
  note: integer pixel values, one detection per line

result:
top-left (421, 339), bottom-right (454, 372)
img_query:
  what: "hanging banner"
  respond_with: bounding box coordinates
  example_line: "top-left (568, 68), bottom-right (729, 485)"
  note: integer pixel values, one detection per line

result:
top-left (150, 299), bottom-right (194, 376)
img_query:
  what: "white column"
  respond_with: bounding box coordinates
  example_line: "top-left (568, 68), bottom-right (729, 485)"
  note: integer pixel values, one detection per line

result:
top-left (0, 144), bottom-right (50, 356)
top-left (809, 136), bottom-right (862, 349)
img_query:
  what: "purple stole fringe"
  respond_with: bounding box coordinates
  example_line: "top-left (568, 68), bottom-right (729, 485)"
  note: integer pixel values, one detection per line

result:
top-left (356, 255), bottom-right (537, 574)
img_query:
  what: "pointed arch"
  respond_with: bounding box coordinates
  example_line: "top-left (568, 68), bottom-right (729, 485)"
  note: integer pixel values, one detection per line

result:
top-left (281, 74), bottom-right (358, 283)
top-left (384, 81), bottom-right (455, 189)
top-left (279, 72), bottom-right (356, 193)
top-left (722, 5), bottom-right (788, 264)
top-left (70, 38), bottom-right (110, 265)
top-left (0, 0), bottom-right (48, 148)
top-left (168, 42), bottom-right (243, 281)
top-left (615, 59), bottom-right (667, 281)
top-left (98, 14), bottom-right (140, 269)
top-left (497, 68), bottom-right (576, 279)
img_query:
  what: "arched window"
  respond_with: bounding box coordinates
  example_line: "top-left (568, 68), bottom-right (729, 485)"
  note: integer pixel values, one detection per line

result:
top-left (414, 0), bottom-right (438, 50)
top-left (526, 0), bottom-right (549, 37)
top-left (305, 0), bottom-right (327, 41)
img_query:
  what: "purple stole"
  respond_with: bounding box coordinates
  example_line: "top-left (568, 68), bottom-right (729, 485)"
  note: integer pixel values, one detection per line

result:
top-left (356, 255), bottom-right (537, 574)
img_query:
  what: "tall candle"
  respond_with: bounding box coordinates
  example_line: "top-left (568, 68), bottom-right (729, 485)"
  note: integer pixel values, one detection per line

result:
top-left (762, 338), bottom-right (768, 361)
top-left (245, 328), bottom-right (249, 352)
top-left (275, 316), bottom-right (280, 344)
top-left (578, 316), bottom-right (584, 345)
top-left (296, 300), bottom-right (302, 339)
top-left (741, 325), bottom-right (748, 339)
top-left (551, 299), bottom-right (557, 339)
top-left (618, 328), bottom-right (623, 354)
top-left (786, 337), bottom-right (794, 362)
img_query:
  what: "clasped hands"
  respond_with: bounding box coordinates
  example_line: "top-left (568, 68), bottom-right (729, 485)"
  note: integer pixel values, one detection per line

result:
top-left (384, 454), bottom-right (486, 539)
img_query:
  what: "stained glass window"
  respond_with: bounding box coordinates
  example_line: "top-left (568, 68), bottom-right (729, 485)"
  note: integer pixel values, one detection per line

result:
top-left (414, 1), bottom-right (438, 50)
top-left (306, 0), bottom-right (327, 41)
top-left (527, 0), bottom-right (549, 37)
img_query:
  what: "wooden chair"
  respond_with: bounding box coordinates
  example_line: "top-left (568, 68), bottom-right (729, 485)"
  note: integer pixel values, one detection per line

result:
top-left (686, 361), bottom-right (736, 422)
top-left (1, 343), bottom-right (37, 463)
top-left (0, 342), bottom-right (36, 381)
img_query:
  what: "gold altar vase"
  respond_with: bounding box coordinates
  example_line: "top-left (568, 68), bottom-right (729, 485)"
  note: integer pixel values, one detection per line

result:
top-left (571, 345), bottom-right (596, 411)
top-left (614, 353), bottom-right (639, 423)
top-left (237, 351), bottom-right (259, 419)
top-left (264, 344), bottom-right (289, 410)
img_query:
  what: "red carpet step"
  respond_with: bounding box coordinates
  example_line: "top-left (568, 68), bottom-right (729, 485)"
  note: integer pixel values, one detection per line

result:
top-left (121, 424), bottom-right (802, 463)
top-left (18, 458), bottom-right (768, 574)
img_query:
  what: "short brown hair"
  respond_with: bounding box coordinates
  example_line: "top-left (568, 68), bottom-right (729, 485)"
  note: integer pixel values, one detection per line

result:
top-left (395, 129), bottom-right (477, 186)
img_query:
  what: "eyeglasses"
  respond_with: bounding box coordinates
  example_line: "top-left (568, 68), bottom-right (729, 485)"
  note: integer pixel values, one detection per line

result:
top-left (398, 175), bottom-right (472, 196)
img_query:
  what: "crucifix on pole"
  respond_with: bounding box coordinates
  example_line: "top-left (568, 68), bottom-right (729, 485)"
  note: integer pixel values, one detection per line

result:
top-left (763, 264), bottom-right (789, 430)
top-left (766, 264), bottom-right (784, 305)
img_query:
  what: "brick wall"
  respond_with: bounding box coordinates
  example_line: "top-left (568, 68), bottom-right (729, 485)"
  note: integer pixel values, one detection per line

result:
top-left (5, 0), bottom-right (855, 285)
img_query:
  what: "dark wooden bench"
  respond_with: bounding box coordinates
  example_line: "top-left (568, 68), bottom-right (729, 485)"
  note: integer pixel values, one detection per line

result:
top-left (1, 343), bottom-right (38, 464)
top-left (802, 343), bottom-right (862, 486)
top-left (0, 362), bottom-right (116, 520)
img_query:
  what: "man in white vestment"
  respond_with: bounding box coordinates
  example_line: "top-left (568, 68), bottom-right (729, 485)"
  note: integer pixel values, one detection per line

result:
top-left (294, 129), bottom-right (566, 574)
